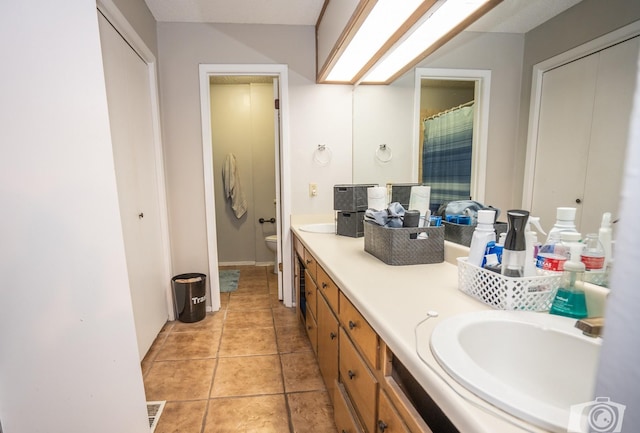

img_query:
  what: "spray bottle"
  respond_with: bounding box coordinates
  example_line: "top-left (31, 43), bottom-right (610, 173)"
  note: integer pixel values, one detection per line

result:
top-left (524, 216), bottom-right (545, 277)
top-left (598, 212), bottom-right (613, 268)
top-left (501, 210), bottom-right (529, 278)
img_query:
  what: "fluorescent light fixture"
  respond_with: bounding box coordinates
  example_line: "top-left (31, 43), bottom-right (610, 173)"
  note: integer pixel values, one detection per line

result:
top-left (326, 0), bottom-right (424, 82)
top-left (362, 0), bottom-right (491, 83)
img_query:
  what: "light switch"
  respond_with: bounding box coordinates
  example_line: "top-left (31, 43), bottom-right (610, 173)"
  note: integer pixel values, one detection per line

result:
top-left (309, 183), bottom-right (318, 197)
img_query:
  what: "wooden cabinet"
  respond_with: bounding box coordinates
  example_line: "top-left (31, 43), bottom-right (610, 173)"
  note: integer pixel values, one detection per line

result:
top-left (317, 292), bottom-right (339, 402)
top-left (340, 328), bottom-right (378, 433)
top-left (317, 265), bottom-right (339, 312)
top-left (340, 292), bottom-right (379, 369)
top-left (304, 248), bottom-right (317, 282)
top-left (305, 305), bottom-right (318, 355)
top-left (305, 269), bottom-right (318, 320)
top-left (377, 389), bottom-right (411, 433)
top-left (334, 382), bottom-right (365, 433)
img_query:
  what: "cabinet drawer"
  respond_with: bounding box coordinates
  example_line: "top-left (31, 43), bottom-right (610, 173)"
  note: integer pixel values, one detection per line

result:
top-left (317, 293), bottom-right (339, 402)
top-left (334, 381), bottom-right (365, 433)
top-left (340, 328), bottom-right (378, 433)
top-left (304, 269), bottom-right (317, 319)
top-left (340, 292), bottom-right (379, 369)
top-left (377, 389), bottom-right (411, 433)
top-left (317, 265), bottom-right (339, 313)
top-left (305, 307), bottom-right (318, 355)
top-left (304, 248), bottom-right (317, 282)
top-left (294, 234), bottom-right (304, 259)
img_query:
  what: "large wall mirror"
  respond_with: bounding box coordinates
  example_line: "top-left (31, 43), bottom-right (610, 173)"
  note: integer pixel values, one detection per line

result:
top-left (352, 68), bottom-right (491, 211)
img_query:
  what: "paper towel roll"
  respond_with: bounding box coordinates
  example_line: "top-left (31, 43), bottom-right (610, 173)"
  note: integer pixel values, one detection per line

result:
top-left (367, 186), bottom-right (387, 211)
top-left (409, 186), bottom-right (431, 226)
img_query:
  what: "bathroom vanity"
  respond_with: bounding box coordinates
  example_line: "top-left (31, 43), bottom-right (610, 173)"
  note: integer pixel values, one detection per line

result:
top-left (291, 215), bottom-right (607, 433)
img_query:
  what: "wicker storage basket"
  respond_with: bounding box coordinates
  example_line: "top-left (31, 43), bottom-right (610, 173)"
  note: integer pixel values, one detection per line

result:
top-left (443, 221), bottom-right (508, 247)
top-left (364, 221), bottom-right (444, 265)
top-left (457, 257), bottom-right (561, 311)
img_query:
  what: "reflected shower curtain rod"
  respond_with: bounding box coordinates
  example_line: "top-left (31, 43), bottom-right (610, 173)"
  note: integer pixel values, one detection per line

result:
top-left (423, 100), bottom-right (474, 121)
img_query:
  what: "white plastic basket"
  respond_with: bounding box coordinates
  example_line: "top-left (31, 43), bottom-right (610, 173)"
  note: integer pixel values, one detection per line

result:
top-left (457, 257), bottom-right (562, 311)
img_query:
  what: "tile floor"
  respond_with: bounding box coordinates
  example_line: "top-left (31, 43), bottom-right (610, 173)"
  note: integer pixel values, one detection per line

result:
top-left (141, 265), bottom-right (337, 433)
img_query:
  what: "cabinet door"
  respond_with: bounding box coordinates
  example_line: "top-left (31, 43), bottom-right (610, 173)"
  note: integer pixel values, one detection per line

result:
top-left (306, 306), bottom-right (318, 355)
top-left (335, 382), bottom-right (365, 433)
top-left (305, 269), bottom-right (318, 320)
top-left (340, 328), bottom-right (378, 433)
top-left (318, 293), bottom-right (339, 402)
top-left (377, 390), bottom-right (411, 433)
top-left (340, 292), bottom-right (379, 369)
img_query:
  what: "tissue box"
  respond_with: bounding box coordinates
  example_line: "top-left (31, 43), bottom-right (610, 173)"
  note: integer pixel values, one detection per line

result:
top-left (443, 221), bottom-right (508, 247)
top-left (364, 221), bottom-right (444, 265)
top-left (334, 184), bottom-right (377, 211)
top-left (337, 211), bottom-right (365, 238)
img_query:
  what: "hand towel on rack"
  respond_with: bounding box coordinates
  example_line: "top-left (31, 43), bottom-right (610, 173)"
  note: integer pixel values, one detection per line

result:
top-left (222, 153), bottom-right (248, 218)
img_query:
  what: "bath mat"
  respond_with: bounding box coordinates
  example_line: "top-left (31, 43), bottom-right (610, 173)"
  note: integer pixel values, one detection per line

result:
top-left (147, 401), bottom-right (166, 432)
top-left (219, 269), bottom-right (240, 292)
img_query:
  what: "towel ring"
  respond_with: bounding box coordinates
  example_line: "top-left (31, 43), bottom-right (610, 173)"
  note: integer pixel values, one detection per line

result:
top-left (313, 144), bottom-right (332, 166)
top-left (375, 144), bottom-right (393, 163)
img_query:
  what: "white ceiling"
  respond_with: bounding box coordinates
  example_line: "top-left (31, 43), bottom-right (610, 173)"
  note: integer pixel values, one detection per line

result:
top-left (144, 0), bottom-right (583, 33)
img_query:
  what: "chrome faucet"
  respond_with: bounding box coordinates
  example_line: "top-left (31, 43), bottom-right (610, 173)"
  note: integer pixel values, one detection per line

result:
top-left (575, 317), bottom-right (604, 338)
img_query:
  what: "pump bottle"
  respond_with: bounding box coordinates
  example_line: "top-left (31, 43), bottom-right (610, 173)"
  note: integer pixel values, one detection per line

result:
top-left (549, 242), bottom-right (588, 319)
top-left (598, 212), bottom-right (613, 268)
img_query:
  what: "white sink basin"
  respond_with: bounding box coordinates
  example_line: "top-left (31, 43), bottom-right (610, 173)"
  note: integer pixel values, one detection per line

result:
top-left (430, 310), bottom-right (601, 432)
top-left (298, 223), bottom-right (335, 233)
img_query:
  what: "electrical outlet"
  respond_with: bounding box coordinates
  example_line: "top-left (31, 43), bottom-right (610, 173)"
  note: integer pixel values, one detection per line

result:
top-left (309, 183), bottom-right (318, 197)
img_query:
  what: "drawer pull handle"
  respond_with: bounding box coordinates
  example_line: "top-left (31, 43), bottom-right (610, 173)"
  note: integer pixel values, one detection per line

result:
top-left (306, 291), bottom-right (311, 296)
top-left (306, 259), bottom-right (312, 264)
top-left (348, 320), bottom-right (356, 330)
top-left (329, 332), bottom-right (337, 340)
top-left (378, 420), bottom-right (388, 432)
top-left (322, 282), bottom-right (328, 288)
top-left (347, 370), bottom-right (356, 380)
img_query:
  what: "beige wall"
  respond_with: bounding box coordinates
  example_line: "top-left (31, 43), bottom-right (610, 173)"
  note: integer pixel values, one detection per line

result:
top-left (157, 22), bottom-right (353, 278)
top-left (111, 0), bottom-right (158, 56)
top-left (211, 82), bottom-right (277, 265)
top-left (513, 0), bottom-right (640, 207)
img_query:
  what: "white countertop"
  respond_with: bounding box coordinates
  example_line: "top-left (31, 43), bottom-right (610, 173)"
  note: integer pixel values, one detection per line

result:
top-left (291, 214), bottom-right (550, 433)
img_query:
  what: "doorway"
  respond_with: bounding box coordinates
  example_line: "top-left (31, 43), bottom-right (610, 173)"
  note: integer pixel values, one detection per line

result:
top-left (199, 65), bottom-right (294, 312)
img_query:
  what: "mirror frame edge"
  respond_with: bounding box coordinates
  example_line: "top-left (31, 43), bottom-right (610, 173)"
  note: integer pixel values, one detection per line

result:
top-left (414, 67), bottom-right (491, 204)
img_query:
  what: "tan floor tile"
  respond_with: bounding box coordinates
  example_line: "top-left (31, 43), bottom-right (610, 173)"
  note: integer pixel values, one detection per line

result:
top-left (141, 332), bottom-right (170, 376)
top-left (155, 331), bottom-right (221, 361)
top-left (224, 309), bottom-right (273, 329)
top-left (172, 312), bottom-right (224, 332)
top-left (211, 355), bottom-right (283, 397)
top-left (144, 359), bottom-right (215, 401)
top-left (288, 391), bottom-right (337, 433)
top-left (219, 326), bottom-right (277, 357)
top-left (227, 293), bottom-right (272, 311)
top-left (272, 305), bottom-right (300, 328)
top-left (155, 400), bottom-right (207, 433)
top-left (203, 395), bottom-right (290, 433)
top-left (276, 325), bottom-right (312, 354)
top-left (280, 352), bottom-right (325, 393)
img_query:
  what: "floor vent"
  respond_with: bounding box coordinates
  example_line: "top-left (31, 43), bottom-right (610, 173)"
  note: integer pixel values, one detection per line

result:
top-left (147, 400), bottom-right (166, 432)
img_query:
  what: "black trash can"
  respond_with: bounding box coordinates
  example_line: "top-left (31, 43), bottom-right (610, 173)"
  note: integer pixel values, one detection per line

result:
top-left (172, 273), bottom-right (207, 323)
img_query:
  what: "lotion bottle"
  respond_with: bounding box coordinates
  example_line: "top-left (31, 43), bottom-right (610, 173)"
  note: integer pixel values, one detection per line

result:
top-left (546, 207), bottom-right (578, 242)
top-left (598, 212), bottom-right (613, 268)
top-left (467, 209), bottom-right (497, 267)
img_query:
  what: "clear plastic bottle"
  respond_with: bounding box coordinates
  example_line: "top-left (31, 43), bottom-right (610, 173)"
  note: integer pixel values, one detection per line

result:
top-left (581, 233), bottom-right (606, 285)
top-left (536, 232), bottom-right (566, 273)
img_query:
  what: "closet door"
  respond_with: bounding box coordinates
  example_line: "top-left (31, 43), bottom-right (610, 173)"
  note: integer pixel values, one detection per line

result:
top-left (531, 36), bottom-right (639, 233)
top-left (98, 13), bottom-right (168, 360)
top-left (581, 37), bottom-right (640, 233)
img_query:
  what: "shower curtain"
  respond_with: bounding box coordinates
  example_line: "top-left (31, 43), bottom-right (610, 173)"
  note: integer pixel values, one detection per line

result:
top-left (422, 103), bottom-right (474, 211)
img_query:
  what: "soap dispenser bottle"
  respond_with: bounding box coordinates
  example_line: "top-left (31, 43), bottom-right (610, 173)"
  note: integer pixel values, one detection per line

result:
top-left (501, 210), bottom-right (529, 278)
top-left (467, 209), bottom-right (497, 267)
top-left (549, 242), bottom-right (588, 319)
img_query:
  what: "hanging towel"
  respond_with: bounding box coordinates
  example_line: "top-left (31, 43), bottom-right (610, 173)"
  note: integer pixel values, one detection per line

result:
top-left (222, 153), bottom-right (248, 219)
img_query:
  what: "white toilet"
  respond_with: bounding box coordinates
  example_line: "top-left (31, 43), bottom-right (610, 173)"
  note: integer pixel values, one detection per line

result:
top-left (265, 235), bottom-right (278, 274)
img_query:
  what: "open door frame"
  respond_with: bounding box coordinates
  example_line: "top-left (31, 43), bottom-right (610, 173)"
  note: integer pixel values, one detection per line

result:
top-left (199, 64), bottom-right (294, 310)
